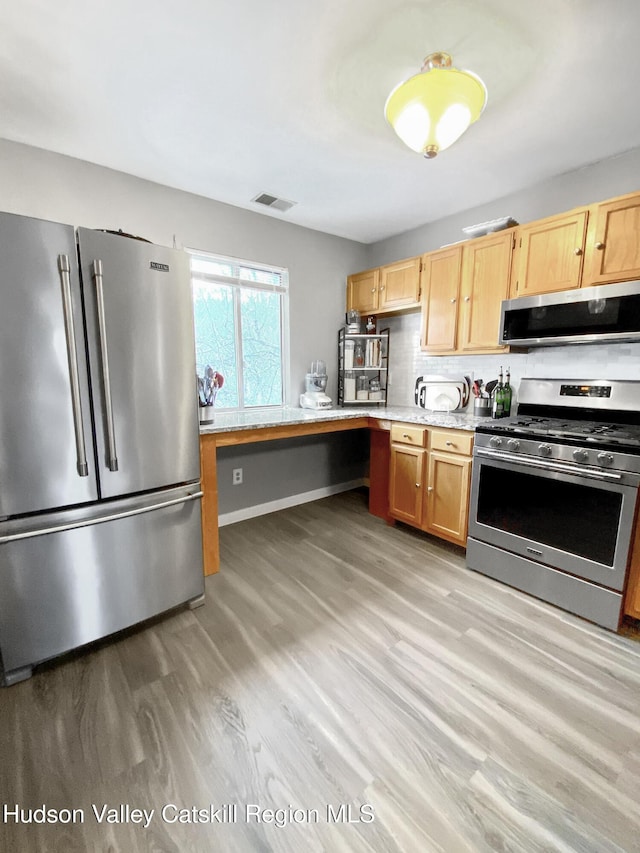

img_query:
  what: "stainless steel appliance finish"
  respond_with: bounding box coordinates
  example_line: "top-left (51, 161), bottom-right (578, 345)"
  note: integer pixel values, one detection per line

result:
top-left (78, 228), bottom-right (200, 497)
top-left (0, 212), bottom-right (204, 686)
top-left (467, 378), bottom-right (640, 631)
top-left (499, 280), bottom-right (640, 347)
top-left (0, 214), bottom-right (98, 517)
top-left (0, 487), bottom-right (203, 682)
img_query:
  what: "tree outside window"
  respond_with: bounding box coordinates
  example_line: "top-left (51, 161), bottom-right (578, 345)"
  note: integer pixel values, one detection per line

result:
top-left (190, 253), bottom-right (288, 410)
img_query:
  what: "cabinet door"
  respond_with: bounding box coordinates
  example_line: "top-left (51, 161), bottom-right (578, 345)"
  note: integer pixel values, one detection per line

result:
top-left (584, 192), bottom-right (640, 285)
top-left (389, 445), bottom-right (425, 526)
top-left (423, 452), bottom-right (471, 545)
top-left (420, 246), bottom-right (462, 353)
top-left (514, 209), bottom-right (588, 296)
top-left (379, 256), bottom-right (421, 311)
top-left (347, 269), bottom-right (379, 314)
top-left (624, 514), bottom-right (640, 619)
top-left (458, 230), bottom-right (514, 352)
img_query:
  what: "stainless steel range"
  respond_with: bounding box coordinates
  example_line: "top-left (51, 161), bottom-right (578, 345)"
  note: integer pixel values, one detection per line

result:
top-left (467, 378), bottom-right (640, 630)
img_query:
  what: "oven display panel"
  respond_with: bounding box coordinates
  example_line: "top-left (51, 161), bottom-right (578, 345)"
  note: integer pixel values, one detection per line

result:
top-left (560, 384), bottom-right (612, 398)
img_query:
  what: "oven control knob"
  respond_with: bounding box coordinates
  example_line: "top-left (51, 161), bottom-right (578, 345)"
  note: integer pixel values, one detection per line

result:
top-left (507, 439), bottom-right (520, 451)
top-left (489, 436), bottom-right (503, 448)
top-left (538, 443), bottom-right (552, 457)
top-left (573, 449), bottom-right (588, 463)
top-left (597, 452), bottom-right (614, 466)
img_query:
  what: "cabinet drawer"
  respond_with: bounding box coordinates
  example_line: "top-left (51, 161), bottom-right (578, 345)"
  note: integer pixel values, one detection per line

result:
top-left (430, 429), bottom-right (473, 456)
top-left (390, 424), bottom-right (428, 447)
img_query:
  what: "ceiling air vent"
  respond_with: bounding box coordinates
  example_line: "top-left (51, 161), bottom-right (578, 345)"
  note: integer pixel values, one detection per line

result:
top-left (251, 192), bottom-right (297, 213)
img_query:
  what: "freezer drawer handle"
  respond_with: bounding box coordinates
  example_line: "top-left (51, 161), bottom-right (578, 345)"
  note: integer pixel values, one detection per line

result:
top-left (92, 259), bottom-right (119, 472)
top-left (0, 491), bottom-right (204, 544)
top-left (57, 254), bottom-right (89, 477)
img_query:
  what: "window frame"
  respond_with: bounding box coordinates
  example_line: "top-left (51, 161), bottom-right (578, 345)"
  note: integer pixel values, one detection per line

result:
top-left (187, 248), bottom-right (290, 411)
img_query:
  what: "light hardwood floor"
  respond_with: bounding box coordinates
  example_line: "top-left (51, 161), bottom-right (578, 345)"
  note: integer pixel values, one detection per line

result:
top-left (1, 489), bottom-right (640, 852)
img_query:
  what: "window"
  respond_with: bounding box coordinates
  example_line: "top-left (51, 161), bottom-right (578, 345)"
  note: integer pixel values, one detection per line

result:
top-left (189, 250), bottom-right (289, 410)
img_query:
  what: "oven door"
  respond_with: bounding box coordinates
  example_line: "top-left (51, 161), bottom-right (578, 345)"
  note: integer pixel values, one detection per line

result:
top-left (468, 449), bottom-right (639, 591)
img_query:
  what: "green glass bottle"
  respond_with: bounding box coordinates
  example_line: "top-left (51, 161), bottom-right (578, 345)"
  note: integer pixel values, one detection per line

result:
top-left (491, 367), bottom-right (504, 419)
top-left (503, 367), bottom-right (513, 417)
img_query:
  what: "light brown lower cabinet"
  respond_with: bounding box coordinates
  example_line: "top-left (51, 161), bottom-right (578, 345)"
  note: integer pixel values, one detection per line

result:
top-left (388, 425), bottom-right (473, 546)
top-left (624, 510), bottom-right (640, 619)
top-left (389, 444), bottom-right (426, 525)
top-left (423, 451), bottom-right (472, 545)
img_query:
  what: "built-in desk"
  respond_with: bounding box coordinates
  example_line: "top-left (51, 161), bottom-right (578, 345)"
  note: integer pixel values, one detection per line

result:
top-left (199, 407), bottom-right (481, 575)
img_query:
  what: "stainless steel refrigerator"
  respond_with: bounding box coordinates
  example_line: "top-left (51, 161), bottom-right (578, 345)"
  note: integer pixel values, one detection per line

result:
top-left (0, 212), bottom-right (204, 686)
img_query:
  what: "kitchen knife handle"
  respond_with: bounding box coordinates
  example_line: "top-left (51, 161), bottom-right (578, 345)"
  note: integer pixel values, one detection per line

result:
top-left (58, 254), bottom-right (89, 477)
top-left (92, 259), bottom-right (119, 472)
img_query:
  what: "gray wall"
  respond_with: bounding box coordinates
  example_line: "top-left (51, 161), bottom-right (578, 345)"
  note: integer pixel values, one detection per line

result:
top-left (4, 139), bottom-right (640, 515)
top-left (217, 431), bottom-right (369, 516)
top-left (366, 146), bottom-right (640, 409)
top-left (0, 139), bottom-right (368, 405)
top-left (366, 146), bottom-right (640, 266)
top-left (0, 139), bottom-right (371, 517)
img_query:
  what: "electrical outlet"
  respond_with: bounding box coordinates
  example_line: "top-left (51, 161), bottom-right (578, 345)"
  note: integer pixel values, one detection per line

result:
top-left (232, 468), bottom-right (243, 485)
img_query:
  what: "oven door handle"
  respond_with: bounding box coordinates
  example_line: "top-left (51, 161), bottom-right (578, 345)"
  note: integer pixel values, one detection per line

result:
top-left (475, 448), bottom-right (624, 481)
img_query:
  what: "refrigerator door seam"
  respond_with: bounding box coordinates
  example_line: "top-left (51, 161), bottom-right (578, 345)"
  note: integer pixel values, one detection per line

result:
top-left (0, 491), bottom-right (203, 544)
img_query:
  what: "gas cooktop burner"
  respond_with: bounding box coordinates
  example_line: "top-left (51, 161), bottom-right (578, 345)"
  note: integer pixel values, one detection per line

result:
top-left (496, 417), bottom-right (640, 447)
top-left (480, 415), bottom-right (640, 448)
top-left (476, 378), bottom-right (640, 455)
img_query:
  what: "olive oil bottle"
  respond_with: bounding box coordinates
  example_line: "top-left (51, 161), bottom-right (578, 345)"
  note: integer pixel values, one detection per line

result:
top-left (491, 367), bottom-right (505, 419)
top-left (503, 367), bottom-right (513, 417)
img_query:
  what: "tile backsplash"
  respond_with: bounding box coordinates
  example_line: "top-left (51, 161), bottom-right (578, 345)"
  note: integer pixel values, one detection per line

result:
top-left (384, 313), bottom-right (640, 411)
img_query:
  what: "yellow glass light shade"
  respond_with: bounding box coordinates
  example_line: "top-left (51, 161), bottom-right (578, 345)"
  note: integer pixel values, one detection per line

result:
top-left (385, 53), bottom-right (487, 158)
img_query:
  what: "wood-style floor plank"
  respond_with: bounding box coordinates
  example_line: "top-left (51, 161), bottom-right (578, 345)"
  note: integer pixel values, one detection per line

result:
top-left (1, 489), bottom-right (639, 852)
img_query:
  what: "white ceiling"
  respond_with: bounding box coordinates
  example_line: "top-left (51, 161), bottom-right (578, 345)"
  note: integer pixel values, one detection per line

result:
top-left (2, 0), bottom-right (640, 244)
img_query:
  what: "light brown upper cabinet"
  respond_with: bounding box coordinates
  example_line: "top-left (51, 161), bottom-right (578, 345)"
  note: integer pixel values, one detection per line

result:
top-left (346, 268), bottom-right (380, 315)
top-left (420, 245), bottom-right (462, 352)
top-left (457, 229), bottom-right (515, 352)
top-left (584, 190), bottom-right (640, 286)
top-left (347, 257), bottom-right (421, 316)
top-left (378, 256), bottom-right (421, 311)
top-left (347, 189), bottom-right (640, 323)
top-left (512, 209), bottom-right (588, 297)
top-left (421, 229), bottom-right (514, 354)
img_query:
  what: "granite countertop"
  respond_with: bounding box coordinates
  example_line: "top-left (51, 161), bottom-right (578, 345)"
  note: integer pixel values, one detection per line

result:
top-left (199, 405), bottom-right (489, 435)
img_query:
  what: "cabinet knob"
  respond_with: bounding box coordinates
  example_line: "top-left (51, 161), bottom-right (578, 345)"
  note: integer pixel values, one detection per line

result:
top-left (402, 433), bottom-right (411, 439)
top-left (371, 287), bottom-right (377, 293)
top-left (574, 247), bottom-right (583, 255)
top-left (464, 296), bottom-right (470, 302)
top-left (445, 440), bottom-right (455, 447)
top-left (415, 482), bottom-right (420, 488)
top-left (427, 486), bottom-right (434, 492)
top-left (595, 241), bottom-right (605, 250)
top-left (380, 285), bottom-right (385, 291)
top-left (450, 298), bottom-right (457, 304)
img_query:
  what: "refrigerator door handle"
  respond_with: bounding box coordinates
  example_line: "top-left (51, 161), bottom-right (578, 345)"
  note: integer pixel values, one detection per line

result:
top-left (0, 491), bottom-right (204, 544)
top-left (57, 254), bottom-right (89, 477)
top-left (92, 259), bottom-right (119, 472)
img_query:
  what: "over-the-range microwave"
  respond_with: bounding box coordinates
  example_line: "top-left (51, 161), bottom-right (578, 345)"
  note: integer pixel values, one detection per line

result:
top-left (499, 280), bottom-right (640, 347)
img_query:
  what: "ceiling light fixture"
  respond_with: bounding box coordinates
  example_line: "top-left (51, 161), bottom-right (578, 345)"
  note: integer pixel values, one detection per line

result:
top-left (384, 52), bottom-right (487, 159)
